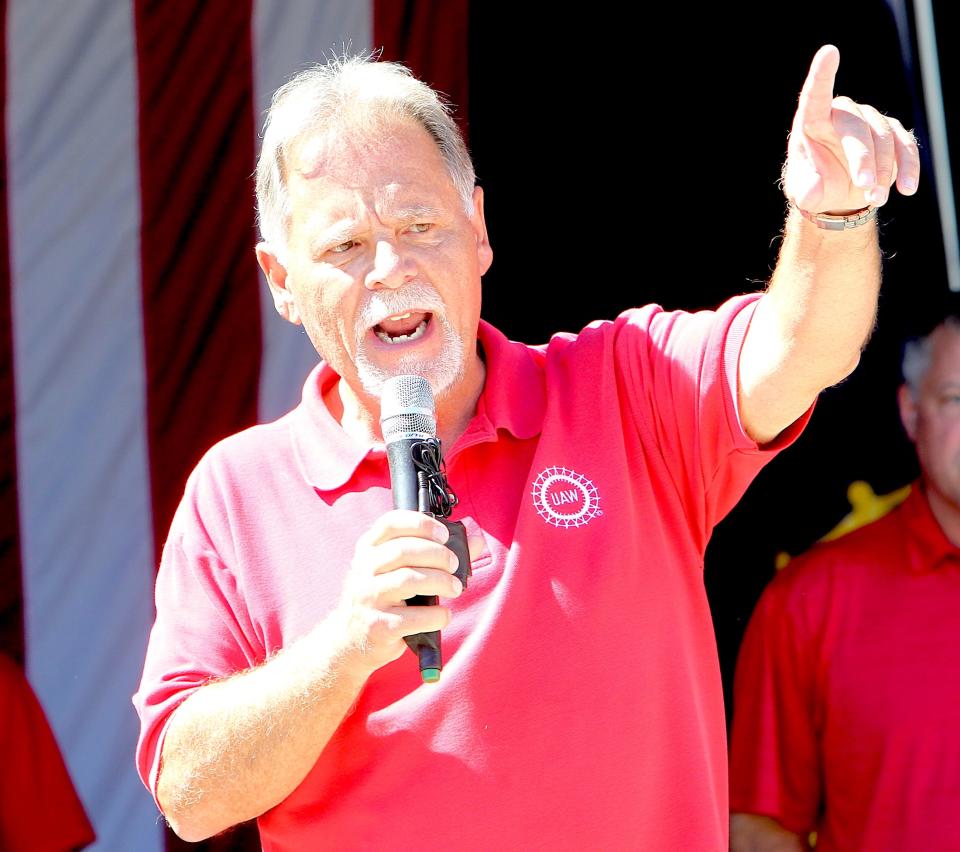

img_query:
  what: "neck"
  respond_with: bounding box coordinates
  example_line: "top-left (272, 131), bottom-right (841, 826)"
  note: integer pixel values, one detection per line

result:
top-left (328, 352), bottom-right (486, 449)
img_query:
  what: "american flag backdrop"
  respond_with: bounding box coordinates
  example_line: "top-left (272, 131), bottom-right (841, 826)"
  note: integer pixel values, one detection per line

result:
top-left (0, 2), bottom-right (467, 849)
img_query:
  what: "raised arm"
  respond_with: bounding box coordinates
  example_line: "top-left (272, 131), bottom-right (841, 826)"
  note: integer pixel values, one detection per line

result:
top-left (738, 45), bottom-right (920, 443)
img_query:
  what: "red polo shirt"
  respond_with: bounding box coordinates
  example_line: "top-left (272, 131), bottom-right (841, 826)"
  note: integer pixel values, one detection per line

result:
top-left (730, 485), bottom-right (960, 851)
top-left (136, 295), bottom-right (804, 851)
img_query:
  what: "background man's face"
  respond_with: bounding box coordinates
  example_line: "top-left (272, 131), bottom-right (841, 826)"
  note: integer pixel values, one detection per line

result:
top-left (901, 325), bottom-right (960, 535)
top-left (269, 118), bottom-right (492, 401)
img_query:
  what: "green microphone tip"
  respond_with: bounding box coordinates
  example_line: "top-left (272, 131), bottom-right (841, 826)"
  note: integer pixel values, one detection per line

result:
top-left (421, 667), bottom-right (441, 683)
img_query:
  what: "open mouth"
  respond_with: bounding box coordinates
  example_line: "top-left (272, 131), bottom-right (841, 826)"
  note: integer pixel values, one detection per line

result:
top-left (373, 311), bottom-right (431, 344)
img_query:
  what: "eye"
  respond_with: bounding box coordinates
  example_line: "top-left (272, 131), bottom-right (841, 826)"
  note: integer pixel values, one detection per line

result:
top-left (935, 392), bottom-right (960, 409)
top-left (408, 222), bottom-right (433, 234)
top-left (329, 240), bottom-right (357, 255)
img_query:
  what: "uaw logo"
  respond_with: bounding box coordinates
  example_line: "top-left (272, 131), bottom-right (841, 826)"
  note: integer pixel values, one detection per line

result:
top-left (531, 466), bottom-right (602, 528)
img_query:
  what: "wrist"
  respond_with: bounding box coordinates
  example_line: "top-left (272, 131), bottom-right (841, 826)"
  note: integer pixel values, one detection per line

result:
top-left (789, 201), bottom-right (877, 231)
top-left (321, 606), bottom-right (393, 680)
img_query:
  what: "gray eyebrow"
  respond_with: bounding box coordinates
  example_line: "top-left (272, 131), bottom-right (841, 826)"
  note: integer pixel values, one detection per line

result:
top-left (309, 219), bottom-right (360, 254)
top-left (391, 203), bottom-right (443, 221)
top-left (309, 203), bottom-right (445, 254)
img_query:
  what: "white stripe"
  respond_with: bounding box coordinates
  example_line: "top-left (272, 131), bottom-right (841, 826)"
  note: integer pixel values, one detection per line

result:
top-left (252, 0), bottom-right (374, 422)
top-left (914, 0), bottom-right (960, 293)
top-left (8, 2), bottom-right (161, 850)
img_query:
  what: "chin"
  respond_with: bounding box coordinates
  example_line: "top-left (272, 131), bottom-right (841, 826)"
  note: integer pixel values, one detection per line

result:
top-left (359, 308), bottom-right (469, 396)
top-left (355, 350), bottom-right (465, 400)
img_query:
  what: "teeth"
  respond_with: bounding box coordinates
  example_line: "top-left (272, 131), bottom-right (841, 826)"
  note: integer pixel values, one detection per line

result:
top-left (387, 312), bottom-right (412, 321)
top-left (375, 319), bottom-right (428, 344)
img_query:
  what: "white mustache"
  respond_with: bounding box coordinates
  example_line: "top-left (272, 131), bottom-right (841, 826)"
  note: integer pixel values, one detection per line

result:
top-left (354, 283), bottom-right (447, 344)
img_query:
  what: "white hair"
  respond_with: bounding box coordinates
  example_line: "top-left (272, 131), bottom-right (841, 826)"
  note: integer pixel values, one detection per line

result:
top-left (902, 315), bottom-right (960, 395)
top-left (255, 53), bottom-right (476, 253)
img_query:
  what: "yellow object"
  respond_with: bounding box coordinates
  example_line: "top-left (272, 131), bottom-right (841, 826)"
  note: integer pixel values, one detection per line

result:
top-left (776, 481), bottom-right (912, 569)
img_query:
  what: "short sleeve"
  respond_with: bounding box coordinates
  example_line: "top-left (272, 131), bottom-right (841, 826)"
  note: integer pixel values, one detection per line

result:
top-left (615, 294), bottom-right (811, 544)
top-left (729, 571), bottom-right (823, 834)
top-left (132, 467), bottom-right (264, 804)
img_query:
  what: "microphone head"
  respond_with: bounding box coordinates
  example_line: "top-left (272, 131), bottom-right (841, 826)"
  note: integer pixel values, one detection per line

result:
top-left (380, 375), bottom-right (436, 443)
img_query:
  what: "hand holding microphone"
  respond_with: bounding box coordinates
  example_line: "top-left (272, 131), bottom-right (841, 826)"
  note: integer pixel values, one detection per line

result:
top-left (379, 375), bottom-right (473, 683)
top-left (339, 509), bottom-right (464, 678)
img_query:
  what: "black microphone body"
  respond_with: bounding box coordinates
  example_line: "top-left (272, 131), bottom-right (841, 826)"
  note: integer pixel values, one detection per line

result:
top-left (380, 376), bottom-right (443, 682)
top-left (385, 439), bottom-right (425, 512)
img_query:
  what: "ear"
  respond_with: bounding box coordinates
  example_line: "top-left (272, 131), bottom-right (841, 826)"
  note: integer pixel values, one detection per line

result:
top-left (256, 242), bottom-right (301, 326)
top-left (470, 186), bottom-right (494, 276)
top-left (897, 383), bottom-right (918, 442)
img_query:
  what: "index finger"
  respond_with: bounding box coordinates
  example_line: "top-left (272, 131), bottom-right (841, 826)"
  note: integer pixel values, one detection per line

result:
top-left (362, 509), bottom-right (450, 547)
top-left (797, 44), bottom-right (840, 126)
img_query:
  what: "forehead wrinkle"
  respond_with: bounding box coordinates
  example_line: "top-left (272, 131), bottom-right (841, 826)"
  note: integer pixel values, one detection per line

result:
top-left (290, 127), bottom-right (458, 253)
top-left (371, 187), bottom-right (445, 224)
top-left (388, 201), bottom-right (445, 221)
top-left (294, 113), bottom-right (440, 175)
top-left (295, 138), bottom-right (455, 208)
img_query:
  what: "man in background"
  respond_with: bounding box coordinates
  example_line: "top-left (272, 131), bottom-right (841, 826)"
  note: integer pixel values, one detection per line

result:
top-left (730, 312), bottom-right (960, 851)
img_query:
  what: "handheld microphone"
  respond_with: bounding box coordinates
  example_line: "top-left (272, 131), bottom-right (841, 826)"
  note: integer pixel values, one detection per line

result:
top-left (380, 375), bottom-right (446, 683)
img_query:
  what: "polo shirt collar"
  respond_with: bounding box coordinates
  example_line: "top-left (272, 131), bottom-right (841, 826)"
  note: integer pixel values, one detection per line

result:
top-left (901, 483), bottom-right (960, 573)
top-left (291, 319), bottom-right (547, 492)
top-left (470, 319), bottom-right (546, 442)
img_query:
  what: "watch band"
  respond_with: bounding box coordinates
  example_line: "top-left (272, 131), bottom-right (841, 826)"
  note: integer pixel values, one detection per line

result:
top-left (791, 202), bottom-right (878, 231)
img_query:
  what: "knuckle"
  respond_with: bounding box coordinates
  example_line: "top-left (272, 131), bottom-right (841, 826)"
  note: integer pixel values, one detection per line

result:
top-left (395, 565), bottom-right (424, 589)
top-left (370, 510), bottom-right (412, 542)
top-left (379, 538), bottom-right (405, 565)
top-left (350, 545), bottom-right (385, 580)
top-left (374, 565), bottom-right (412, 600)
top-left (355, 525), bottom-right (377, 549)
top-left (352, 535), bottom-right (376, 563)
top-left (366, 616), bottom-right (396, 648)
top-left (831, 96), bottom-right (860, 119)
top-left (413, 604), bottom-right (450, 631)
top-left (374, 509), bottom-right (400, 533)
top-left (349, 581), bottom-right (376, 609)
top-left (428, 518), bottom-right (449, 542)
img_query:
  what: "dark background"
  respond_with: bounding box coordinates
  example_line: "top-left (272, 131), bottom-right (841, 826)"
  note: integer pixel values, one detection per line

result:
top-left (467, 1), bottom-right (957, 715)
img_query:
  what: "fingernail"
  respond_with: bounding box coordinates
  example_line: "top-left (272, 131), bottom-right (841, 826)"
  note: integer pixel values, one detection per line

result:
top-left (901, 178), bottom-right (917, 193)
top-left (433, 524), bottom-right (449, 543)
top-left (857, 170), bottom-right (875, 187)
top-left (869, 186), bottom-right (888, 205)
top-left (452, 577), bottom-right (463, 595)
top-left (449, 551), bottom-right (460, 572)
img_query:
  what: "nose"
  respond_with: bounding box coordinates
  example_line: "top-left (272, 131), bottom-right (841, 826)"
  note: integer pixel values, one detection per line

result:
top-left (364, 239), bottom-right (415, 290)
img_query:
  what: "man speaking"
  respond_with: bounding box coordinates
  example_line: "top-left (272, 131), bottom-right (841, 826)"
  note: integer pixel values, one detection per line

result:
top-left (134, 47), bottom-right (918, 849)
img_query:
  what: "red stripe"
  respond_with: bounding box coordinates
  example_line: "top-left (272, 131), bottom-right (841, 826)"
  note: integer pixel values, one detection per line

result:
top-left (374, 0), bottom-right (471, 141)
top-left (0, 0), bottom-right (25, 667)
top-left (133, 7), bottom-right (468, 848)
top-left (135, 5), bottom-right (262, 847)
top-left (135, 0), bottom-right (263, 555)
